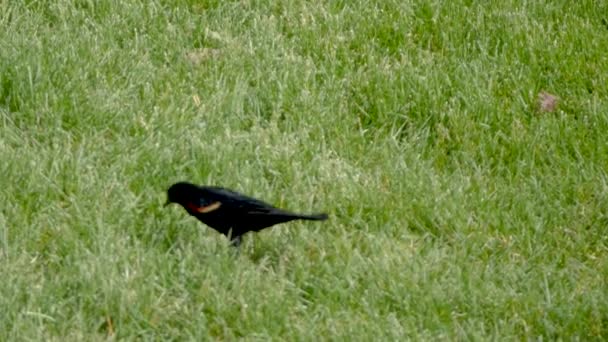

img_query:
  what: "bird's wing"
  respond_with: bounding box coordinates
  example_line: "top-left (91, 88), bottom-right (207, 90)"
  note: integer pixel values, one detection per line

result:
top-left (200, 186), bottom-right (278, 212)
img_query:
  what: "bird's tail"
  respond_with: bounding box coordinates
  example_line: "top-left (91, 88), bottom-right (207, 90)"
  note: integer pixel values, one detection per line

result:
top-left (295, 213), bottom-right (329, 221)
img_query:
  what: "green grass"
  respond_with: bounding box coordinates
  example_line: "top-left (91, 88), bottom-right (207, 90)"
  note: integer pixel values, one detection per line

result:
top-left (1, 0), bottom-right (607, 339)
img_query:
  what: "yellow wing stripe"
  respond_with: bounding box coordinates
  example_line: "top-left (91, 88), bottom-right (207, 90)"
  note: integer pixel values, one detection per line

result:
top-left (197, 201), bottom-right (222, 213)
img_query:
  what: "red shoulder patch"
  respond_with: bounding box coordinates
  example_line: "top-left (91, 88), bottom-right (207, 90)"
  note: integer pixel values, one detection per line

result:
top-left (186, 201), bottom-right (222, 213)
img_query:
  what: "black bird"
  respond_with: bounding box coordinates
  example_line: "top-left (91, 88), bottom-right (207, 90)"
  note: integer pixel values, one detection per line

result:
top-left (165, 182), bottom-right (328, 246)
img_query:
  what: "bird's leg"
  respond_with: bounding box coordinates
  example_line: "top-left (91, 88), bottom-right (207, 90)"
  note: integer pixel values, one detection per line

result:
top-left (230, 235), bottom-right (242, 248)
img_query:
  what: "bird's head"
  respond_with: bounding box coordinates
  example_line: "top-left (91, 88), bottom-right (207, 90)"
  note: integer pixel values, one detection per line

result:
top-left (165, 182), bottom-right (199, 207)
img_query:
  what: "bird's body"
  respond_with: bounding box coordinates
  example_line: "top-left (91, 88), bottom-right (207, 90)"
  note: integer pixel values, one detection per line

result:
top-left (165, 182), bottom-right (328, 246)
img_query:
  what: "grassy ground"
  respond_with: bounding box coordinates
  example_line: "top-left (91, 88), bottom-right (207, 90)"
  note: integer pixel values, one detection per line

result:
top-left (1, 0), bottom-right (607, 339)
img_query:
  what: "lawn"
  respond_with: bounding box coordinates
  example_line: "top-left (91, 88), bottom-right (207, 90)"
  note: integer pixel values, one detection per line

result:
top-left (1, 0), bottom-right (607, 339)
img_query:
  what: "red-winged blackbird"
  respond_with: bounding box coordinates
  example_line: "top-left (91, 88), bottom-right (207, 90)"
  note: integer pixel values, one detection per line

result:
top-left (165, 182), bottom-right (328, 246)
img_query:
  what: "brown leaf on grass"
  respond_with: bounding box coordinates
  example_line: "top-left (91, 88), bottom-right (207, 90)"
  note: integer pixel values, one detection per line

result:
top-left (192, 94), bottom-right (201, 107)
top-left (538, 91), bottom-right (559, 113)
top-left (98, 315), bottom-right (115, 337)
top-left (185, 48), bottom-right (221, 64)
top-left (106, 316), bottom-right (114, 336)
